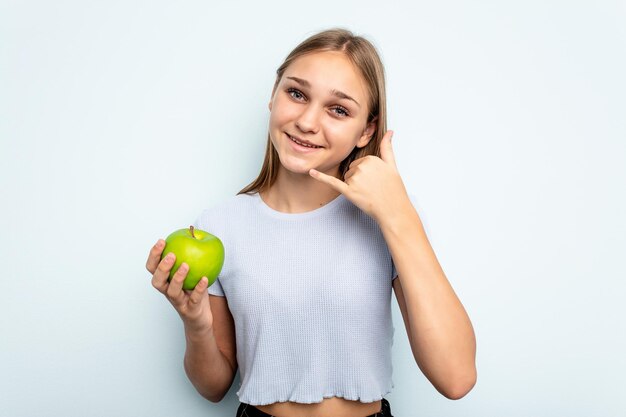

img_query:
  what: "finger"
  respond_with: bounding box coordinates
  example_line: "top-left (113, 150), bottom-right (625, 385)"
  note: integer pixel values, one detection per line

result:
top-left (348, 157), bottom-right (367, 169)
top-left (344, 167), bottom-right (356, 181)
top-left (151, 252), bottom-right (176, 293)
top-left (309, 169), bottom-right (349, 194)
top-left (188, 277), bottom-right (209, 306)
top-left (380, 130), bottom-right (397, 168)
top-left (166, 262), bottom-right (189, 307)
top-left (146, 239), bottom-right (165, 274)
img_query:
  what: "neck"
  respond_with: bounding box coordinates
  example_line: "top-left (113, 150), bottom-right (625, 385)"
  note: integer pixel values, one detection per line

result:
top-left (260, 166), bottom-right (341, 213)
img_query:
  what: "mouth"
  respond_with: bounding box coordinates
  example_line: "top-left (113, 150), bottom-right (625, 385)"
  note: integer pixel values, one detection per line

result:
top-left (287, 133), bottom-right (323, 149)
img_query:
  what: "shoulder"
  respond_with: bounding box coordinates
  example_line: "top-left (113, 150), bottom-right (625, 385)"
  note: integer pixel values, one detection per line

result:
top-left (204, 192), bottom-right (256, 215)
top-left (194, 192), bottom-right (257, 229)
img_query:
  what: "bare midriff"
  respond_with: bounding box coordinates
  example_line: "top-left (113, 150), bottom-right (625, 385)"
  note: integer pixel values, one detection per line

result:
top-left (254, 397), bottom-right (382, 417)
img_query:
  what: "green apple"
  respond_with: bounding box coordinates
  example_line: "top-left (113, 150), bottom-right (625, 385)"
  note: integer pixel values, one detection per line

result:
top-left (161, 225), bottom-right (224, 290)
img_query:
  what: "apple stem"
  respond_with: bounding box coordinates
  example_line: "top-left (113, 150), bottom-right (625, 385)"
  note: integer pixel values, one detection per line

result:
top-left (190, 225), bottom-right (196, 239)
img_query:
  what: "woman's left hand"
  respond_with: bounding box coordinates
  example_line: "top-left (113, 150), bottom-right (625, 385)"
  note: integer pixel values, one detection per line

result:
top-left (309, 130), bottom-right (410, 223)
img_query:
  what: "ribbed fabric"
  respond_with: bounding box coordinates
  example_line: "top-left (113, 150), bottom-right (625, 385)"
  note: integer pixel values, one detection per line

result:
top-left (192, 191), bottom-right (419, 406)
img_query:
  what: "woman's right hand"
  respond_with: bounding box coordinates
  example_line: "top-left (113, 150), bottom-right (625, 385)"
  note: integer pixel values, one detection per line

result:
top-left (145, 239), bottom-right (214, 334)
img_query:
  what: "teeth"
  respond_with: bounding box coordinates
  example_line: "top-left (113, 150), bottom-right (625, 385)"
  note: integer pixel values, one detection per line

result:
top-left (290, 135), bottom-right (320, 148)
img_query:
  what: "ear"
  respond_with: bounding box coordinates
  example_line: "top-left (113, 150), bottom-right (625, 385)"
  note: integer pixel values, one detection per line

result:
top-left (356, 117), bottom-right (378, 148)
top-left (269, 80), bottom-right (280, 112)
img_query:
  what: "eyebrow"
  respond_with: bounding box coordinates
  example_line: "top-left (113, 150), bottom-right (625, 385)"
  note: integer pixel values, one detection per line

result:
top-left (286, 76), bottom-right (361, 108)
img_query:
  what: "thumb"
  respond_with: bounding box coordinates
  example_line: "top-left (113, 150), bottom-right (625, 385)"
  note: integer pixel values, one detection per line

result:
top-left (309, 169), bottom-right (348, 195)
top-left (188, 277), bottom-right (209, 305)
top-left (380, 130), bottom-right (397, 168)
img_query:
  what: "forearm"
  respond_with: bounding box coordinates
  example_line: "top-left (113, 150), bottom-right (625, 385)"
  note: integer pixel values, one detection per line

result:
top-left (379, 203), bottom-right (477, 398)
top-left (183, 326), bottom-right (235, 403)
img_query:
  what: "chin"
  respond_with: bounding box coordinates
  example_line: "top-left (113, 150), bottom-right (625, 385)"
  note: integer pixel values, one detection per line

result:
top-left (276, 154), bottom-right (312, 175)
top-left (283, 164), bottom-right (313, 176)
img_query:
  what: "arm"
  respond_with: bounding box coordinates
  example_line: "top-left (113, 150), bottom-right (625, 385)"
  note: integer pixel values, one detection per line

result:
top-left (308, 130), bottom-right (477, 399)
top-left (183, 326), bottom-right (236, 403)
top-left (382, 200), bottom-right (477, 400)
top-left (147, 235), bottom-right (237, 403)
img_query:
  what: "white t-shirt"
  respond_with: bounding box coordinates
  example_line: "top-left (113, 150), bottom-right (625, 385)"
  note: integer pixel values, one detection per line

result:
top-left (193, 191), bottom-right (423, 405)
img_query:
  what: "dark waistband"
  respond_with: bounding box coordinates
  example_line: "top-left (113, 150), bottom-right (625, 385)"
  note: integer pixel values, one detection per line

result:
top-left (236, 398), bottom-right (392, 417)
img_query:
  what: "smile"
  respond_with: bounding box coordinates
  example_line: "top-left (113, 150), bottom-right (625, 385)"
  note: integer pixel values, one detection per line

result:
top-left (288, 134), bottom-right (322, 149)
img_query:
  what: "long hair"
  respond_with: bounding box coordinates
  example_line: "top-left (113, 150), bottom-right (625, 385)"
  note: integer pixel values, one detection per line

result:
top-left (237, 27), bottom-right (387, 195)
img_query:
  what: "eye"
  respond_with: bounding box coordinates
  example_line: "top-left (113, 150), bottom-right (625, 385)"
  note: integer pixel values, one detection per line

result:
top-left (287, 88), bottom-right (305, 101)
top-left (286, 87), bottom-right (351, 118)
top-left (332, 106), bottom-right (350, 117)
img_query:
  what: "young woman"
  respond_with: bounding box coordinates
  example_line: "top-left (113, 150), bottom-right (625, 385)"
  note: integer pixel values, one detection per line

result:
top-left (146, 28), bottom-right (477, 417)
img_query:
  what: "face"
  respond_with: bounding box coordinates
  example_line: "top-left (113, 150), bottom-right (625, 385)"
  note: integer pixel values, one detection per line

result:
top-left (267, 51), bottom-right (376, 178)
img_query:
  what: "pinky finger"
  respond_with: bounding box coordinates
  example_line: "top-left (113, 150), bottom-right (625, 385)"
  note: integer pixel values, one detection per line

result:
top-left (189, 277), bottom-right (209, 305)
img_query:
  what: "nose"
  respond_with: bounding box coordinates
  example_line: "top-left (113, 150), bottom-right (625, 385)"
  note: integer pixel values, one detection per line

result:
top-left (295, 104), bottom-right (320, 134)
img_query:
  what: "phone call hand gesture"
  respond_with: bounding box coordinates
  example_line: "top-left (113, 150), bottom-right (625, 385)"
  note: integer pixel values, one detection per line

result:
top-left (309, 130), bottom-right (411, 224)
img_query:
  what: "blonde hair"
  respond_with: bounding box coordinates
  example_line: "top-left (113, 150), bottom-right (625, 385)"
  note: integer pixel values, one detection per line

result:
top-left (237, 27), bottom-right (387, 195)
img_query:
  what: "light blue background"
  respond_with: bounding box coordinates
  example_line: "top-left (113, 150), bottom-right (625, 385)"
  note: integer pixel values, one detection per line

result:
top-left (1, 1), bottom-right (625, 416)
